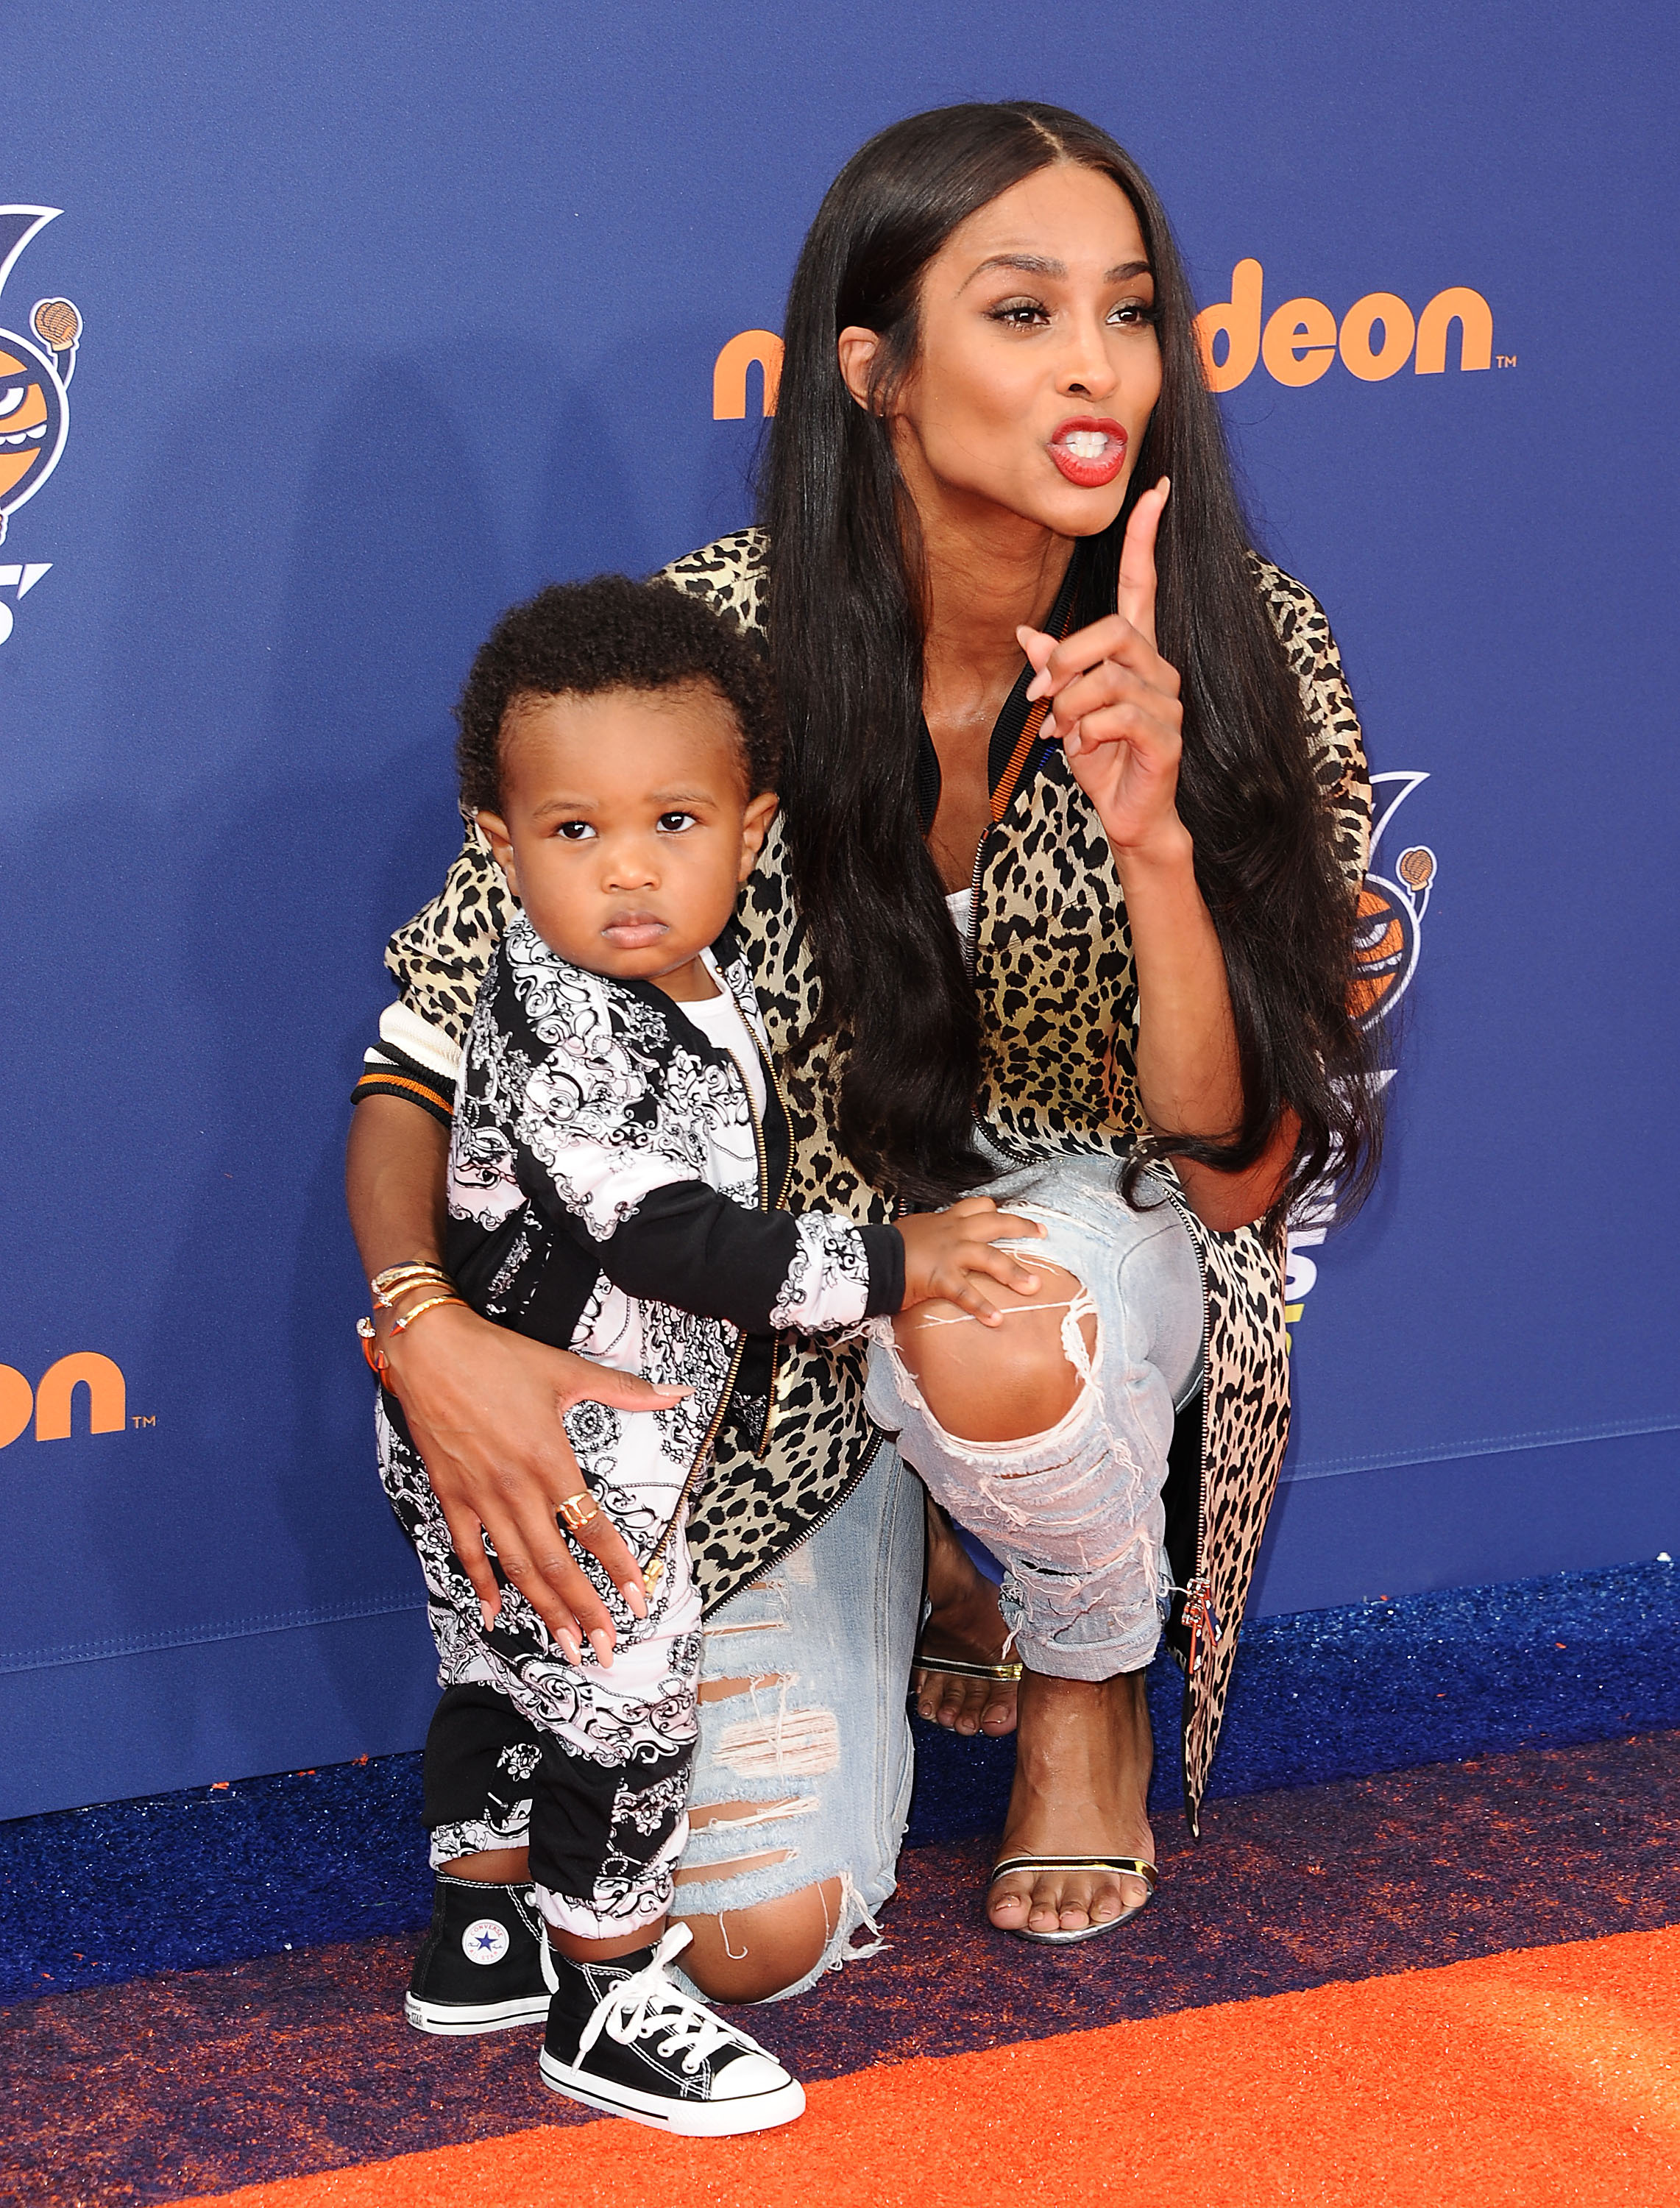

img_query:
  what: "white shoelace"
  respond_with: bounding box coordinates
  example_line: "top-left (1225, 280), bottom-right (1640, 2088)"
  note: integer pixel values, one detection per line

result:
top-left (573, 1923), bottom-right (748, 2076)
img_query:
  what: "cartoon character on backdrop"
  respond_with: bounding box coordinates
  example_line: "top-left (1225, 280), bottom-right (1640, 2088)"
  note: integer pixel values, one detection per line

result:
top-left (0, 205), bottom-right (81, 545)
top-left (1286, 771), bottom-right (1439, 1328)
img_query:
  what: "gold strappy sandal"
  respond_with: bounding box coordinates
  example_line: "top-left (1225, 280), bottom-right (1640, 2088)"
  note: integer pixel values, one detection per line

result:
top-left (987, 1854), bottom-right (1158, 1945)
top-left (917, 1655), bottom-right (1024, 1684)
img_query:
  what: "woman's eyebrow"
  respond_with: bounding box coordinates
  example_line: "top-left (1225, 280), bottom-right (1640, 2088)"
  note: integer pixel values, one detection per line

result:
top-left (961, 253), bottom-right (1152, 289)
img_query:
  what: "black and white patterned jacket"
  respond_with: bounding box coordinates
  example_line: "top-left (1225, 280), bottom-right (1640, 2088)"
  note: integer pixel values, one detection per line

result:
top-left (444, 907), bottom-right (904, 1579)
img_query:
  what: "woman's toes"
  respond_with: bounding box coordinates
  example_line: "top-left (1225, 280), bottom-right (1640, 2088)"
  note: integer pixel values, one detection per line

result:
top-left (912, 1670), bottom-right (997, 1733)
top-left (988, 1879), bottom-right (1031, 1926)
top-left (1033, 1877), bottom-right (1074, 1932)
top-left (978, 1687), bottom-right (1018, 1736)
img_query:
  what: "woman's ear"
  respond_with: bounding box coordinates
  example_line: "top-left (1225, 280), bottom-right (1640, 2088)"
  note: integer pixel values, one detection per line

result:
top-left (737, 790), bottom-right (779, 881)
top-left (836, 326), bottom-right (882, 411)
top-left (475, 808), bottom-right (520, 897)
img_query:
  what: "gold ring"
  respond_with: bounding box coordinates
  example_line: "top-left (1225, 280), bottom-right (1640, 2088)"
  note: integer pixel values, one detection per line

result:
top-left (559, 1492), bottom-right (600, 1533)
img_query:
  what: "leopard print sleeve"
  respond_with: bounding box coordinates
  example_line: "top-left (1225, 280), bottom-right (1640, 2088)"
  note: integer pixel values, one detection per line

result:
top-left (657, 526), bottom-right (770, 637)
top-left (1251, 554), bottom-right (1372, 889)
top-left (383, 815), bottom-right (517, 1054)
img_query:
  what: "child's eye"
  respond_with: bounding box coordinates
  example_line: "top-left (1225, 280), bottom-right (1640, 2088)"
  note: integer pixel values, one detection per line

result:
top-left (554, 820), bottom-right (595, 842)
top-left (656, 811), bottom-right (698, 834)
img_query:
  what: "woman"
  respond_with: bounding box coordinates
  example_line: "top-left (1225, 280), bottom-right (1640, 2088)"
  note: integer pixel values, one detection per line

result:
top-left (347, 101), bottom-right (1379, 1998)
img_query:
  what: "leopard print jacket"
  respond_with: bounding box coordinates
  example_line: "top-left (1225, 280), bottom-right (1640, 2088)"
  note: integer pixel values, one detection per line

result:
top-left (383, 528), bottom-right (1372, 1831)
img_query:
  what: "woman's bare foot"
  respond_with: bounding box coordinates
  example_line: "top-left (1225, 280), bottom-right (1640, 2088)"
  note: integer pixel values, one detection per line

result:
top-left (987, 1669), bottom-right (1155, 1936)
top-left (912, 1496), bottom-right (1018, 1736)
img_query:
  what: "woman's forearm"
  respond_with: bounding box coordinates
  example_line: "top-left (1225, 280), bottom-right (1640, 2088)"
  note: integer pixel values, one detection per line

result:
top-left (345, 1094), bottom-right (450, 1292)
top-left (1117, 829), bottom-right (1293, 1231)
top-left (1116, 827), bottom-right (1243, 1143)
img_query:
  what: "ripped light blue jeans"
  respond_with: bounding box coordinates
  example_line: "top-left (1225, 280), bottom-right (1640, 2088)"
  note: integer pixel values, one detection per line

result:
top-left (864, 1154), bottom-right (1204, 1682)
top-left (668, 1433), bottom-right (924, 2003)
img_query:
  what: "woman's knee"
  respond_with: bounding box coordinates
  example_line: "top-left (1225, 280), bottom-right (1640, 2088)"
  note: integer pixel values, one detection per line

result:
top-left (893, 1263), bottom-right (1096, 1444)
top-left (675, 1875), bottom-right (845, 2003)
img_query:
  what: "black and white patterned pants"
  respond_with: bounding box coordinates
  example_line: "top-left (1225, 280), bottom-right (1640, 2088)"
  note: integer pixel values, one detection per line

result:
top-left (378, 1393), bottom-right (702, 1941)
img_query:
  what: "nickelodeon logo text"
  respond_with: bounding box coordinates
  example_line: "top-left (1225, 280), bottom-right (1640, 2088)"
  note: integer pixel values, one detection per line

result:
top-left (0, 1354), bottom-right (132, 1446)
top-left (712, 265), bottom-right (1495, 420)
top-left (1195, 262), bottom-right (1495, 391)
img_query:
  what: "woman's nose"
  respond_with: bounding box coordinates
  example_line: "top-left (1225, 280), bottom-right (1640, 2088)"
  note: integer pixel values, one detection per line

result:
top-left (1057, 315), bottom-right (1120, 402)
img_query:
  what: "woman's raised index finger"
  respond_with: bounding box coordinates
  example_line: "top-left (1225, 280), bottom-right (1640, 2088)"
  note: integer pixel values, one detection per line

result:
top-left (1117, 476), bottom-right (1171, 648)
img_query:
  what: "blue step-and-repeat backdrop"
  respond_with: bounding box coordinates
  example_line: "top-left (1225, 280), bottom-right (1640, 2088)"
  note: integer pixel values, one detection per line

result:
top-left (2, 4), bottom-right (1675, 1819)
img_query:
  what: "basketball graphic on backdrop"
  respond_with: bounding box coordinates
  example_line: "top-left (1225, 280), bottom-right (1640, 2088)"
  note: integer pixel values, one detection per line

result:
top-left (0, 208), bottom-right (80, 545)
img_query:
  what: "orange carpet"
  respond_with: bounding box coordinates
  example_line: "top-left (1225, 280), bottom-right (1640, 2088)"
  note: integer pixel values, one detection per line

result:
top-left (176, 1923), bottom-right (1679, 2208)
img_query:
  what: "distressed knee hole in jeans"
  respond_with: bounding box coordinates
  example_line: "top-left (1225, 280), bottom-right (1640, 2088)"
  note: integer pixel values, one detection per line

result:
top-left (865, 1164), bottom-right (1195, 1685)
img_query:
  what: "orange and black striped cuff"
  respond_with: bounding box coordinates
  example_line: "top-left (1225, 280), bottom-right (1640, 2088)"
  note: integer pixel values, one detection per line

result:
top-left (351, 1064), bottom-right (453, 1126)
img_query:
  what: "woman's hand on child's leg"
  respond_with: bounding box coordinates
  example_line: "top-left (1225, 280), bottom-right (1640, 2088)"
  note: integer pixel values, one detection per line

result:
top-left (383, 1301), bottom-right (686, 1660)
top-left (897, 1198), bottom-right (1044, 1325)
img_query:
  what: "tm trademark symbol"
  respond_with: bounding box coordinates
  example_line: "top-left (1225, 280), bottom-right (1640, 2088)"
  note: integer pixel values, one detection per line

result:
top-left (132, 1414), bottom-right (155, 1429)
top-left (1497, 354), bottom-right (1517, 367)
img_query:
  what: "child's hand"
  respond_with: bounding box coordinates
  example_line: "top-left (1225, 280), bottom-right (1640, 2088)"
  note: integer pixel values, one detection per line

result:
top-left (897, 1197), bottom-right (1044, 1325)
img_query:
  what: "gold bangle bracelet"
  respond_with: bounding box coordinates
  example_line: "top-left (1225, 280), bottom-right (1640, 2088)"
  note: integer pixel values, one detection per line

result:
top-left (372, 1260), bottom-right (453, 1294)
top-left (372, 1267), bottom-right (455, 1310)
top-left (372, 1272), bottom-right (451, 1298)
top-left (380, 1278), bottom-right (453, 1310)
top-left (389, 1292), bottom-right (468, 1334)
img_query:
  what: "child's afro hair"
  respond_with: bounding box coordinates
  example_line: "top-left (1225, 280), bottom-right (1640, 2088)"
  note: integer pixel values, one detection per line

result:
top-left (456, 574), bottom-right (780, 813)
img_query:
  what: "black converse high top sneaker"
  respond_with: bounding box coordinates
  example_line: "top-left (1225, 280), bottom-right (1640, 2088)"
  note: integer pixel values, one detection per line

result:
top-left (539, 1923), bottom-right (805, 2135)
top-left (405, 1873), bottom-right (553, 2034)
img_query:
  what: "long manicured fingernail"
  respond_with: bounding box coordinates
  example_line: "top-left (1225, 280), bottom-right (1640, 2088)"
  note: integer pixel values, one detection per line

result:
top-left (623, 1579), bottom-right (648, 1620)
top-left (478, 1600), bottom-right (497, 1634)
top-left (1026, 669), bottom-right (1051, 701)
top-left (558, 1630), bottom-right (582, 1665)
top-left (589, 1627), bottom-right (614, 1669)
top-left (1064, 728), bottom-right (1083, 757)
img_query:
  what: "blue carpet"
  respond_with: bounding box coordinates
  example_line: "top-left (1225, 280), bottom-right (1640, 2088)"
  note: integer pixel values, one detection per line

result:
top-left (4, 1555), bottom-right (1676, 2004)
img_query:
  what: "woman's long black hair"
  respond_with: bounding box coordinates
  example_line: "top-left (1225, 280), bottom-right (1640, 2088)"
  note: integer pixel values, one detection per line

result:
top-left (761, 101), bottom-right (1382, 1224)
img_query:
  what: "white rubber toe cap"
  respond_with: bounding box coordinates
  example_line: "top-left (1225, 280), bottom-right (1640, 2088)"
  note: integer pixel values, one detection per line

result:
top-left (711, 2052), bottom-right (795, 2100)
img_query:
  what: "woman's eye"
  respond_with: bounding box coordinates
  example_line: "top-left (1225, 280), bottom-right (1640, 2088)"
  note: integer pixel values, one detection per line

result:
top-left (555, 820), bottom-right (595, 842)
top-left (1109, 299), bottom-right (1159, 328)
top-left (656, 810), bottom-right (698, 834)
top-left (988, 298), bottom-right (1049, 329)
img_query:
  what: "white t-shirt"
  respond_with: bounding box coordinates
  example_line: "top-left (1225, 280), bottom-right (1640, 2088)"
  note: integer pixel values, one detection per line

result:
top-left (946, 885), bottom-right (974, 946)
top-left (682, 970), bottom-right (768, 1118)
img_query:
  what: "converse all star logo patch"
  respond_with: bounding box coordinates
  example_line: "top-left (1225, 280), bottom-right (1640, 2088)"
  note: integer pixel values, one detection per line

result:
top-left (462, 1918), bottom-right (511, 1965)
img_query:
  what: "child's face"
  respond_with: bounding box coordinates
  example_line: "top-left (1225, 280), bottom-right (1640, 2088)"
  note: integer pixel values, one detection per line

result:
top-left (475, 682), bottom-right (777, 1000)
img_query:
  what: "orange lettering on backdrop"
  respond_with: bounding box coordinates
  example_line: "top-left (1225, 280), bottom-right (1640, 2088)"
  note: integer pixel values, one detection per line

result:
top-left (712, 330), bottom-right (784, 420)
top-left (34, 1351), bottom-right (126, 1440)
top-left (1415, 286), bottom-right (1494, 373)
top-left (1261, 297), bottom-right (1338, 387)
top-left (1193, 259), bottom-right (1263, 392)
top-left (1339, 292), bottom-right (1417, 381)
top-left (0, 1366), bottom-right (31, 1449)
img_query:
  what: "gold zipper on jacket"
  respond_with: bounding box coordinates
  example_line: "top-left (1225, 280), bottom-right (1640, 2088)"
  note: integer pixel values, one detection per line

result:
top-left (751, 1031), bottom-right (795, 1456)
top-left (644, 1011), bottom-right (784, 1585)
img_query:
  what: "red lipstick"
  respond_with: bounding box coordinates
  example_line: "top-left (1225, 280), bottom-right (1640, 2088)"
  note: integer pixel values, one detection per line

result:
top-left (1047, 415), bottom-right (1128, 488)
